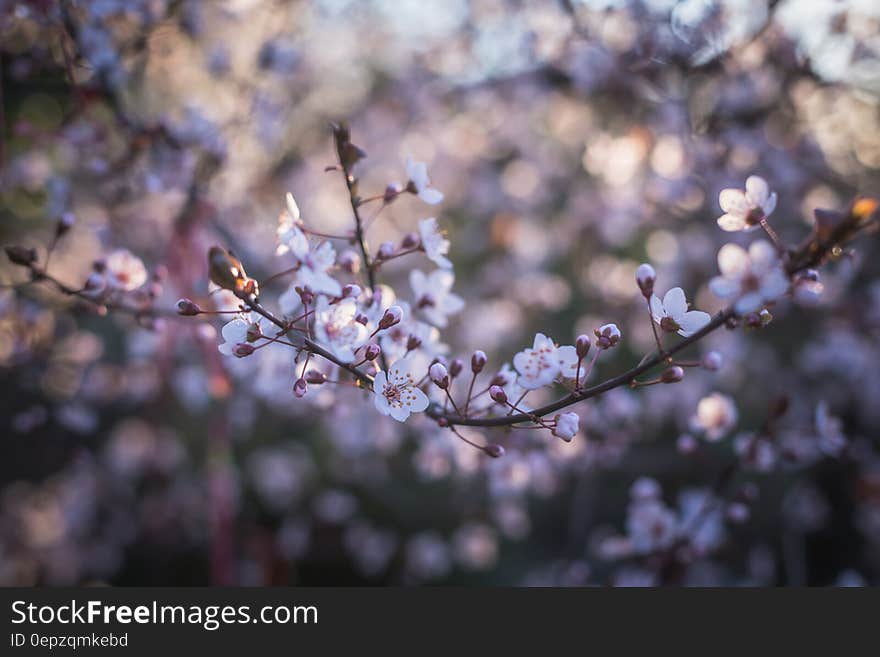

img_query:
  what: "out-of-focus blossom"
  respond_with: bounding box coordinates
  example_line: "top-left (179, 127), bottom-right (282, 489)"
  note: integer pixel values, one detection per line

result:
top-left (409, 269), bottom-right (464, 328)
top-left (709, 241), bottom-right (789, 314)
top-left (405, 157), bottom-right (443, 205)
top-left (104, 249), bottom-right (147, 291)
top-left (418, 217), bottom-right (452, 269)
top-left (314, 297), bottom-right (367, 363)
top-left (692, 393), bottom-right (738, 441)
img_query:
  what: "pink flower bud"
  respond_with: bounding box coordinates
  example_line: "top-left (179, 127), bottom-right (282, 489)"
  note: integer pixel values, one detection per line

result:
top-left (489, 385), bottom-right (507, 404)
top-left (342, 284), bottom-right (362, 299)
top-left (407, 334), bottom-right (422, 351)
top-left (430, 362), bottom-right (450, 389)
top-left (4, 245), bottom-right (38, 267)
top-left (293, 377), bottom-right (307, 397)
top-left (661, 366), bottom-right (684, 383)
top-left (364, 343), bottom-right (381, 361)
top-left (304, 370), bottom-right (326, 384)
top-left (401, 232), bottom-right (419, 249)
top-left (378, 305), bottom-right (403, 330)
top-left (594, 323), bottom-right (621, 349)
top-left (449, 358), bottom-right (463, 378)
top-left (471, 350), bottom-right (487, 374)
top-left (702, 351), bottom-right (723, 371)
top-left (338, 249), bottom-right (361, 274)
top-left (383, 182), bottom-right (403, 204)
top-left (377, 241), bottom-right (395, 260)
top-left (232, 343), bottom-right (255, 358)
top-left (356, 313), bottom-right (369, 325)
top-left (575, 334), bottom-right (591, 359)
top-left (176, 298), bottom-right (201, 316)
top-left (484, 444), bottom-right (505, 458)
top-left (636, 263), bottom-right (656, 297)
top-left (489, 370), bottom-right (512, 387)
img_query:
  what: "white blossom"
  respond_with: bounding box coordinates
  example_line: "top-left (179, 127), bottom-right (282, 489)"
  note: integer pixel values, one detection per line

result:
top-left (692, 392), bottom-right (738, 441)
top-left (409, 269), bottom-right (464, 328)
top-left (294, 241), bottom-right (342, 297)
top-left (218, 312), bottom-right (268, 356)
top-left (650, 287), bottom-right (711, 337)
top-left (418, 217), bottom-right (452, 269)
top-left (553, 412), bottom-right (579, 441)
top-left (513, 333), bottom-right (560, 390)
top-left (104, 249), bottom-right (147, 291)
top-left (373, 358), bottom-right (430, 422)
top-left (709, 240), bottom-right (789, 314)
top-left (276, 192), bottom-right (309, 258)
top-left (406, 157), bottom-right (444, 204)
top-left (314, 296), bottom-right (367, 363)
top-left (717, 175), bottom-right (777, 232)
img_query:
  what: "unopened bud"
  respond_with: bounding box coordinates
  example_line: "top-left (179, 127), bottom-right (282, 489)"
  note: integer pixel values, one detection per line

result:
top-left (407, 334), bottom-right (422, 351)
top-left (489, 385), bottom-right (507, 404)
top-left (342, 283), bottom-right (362, 299)
top-left (430, 362), bottom-right (450, 389)
top-left (304, 370), bottom-right (326, 384)
top-left (636, 263), bottom-right (656, 297)
top-left (383, 182), bottom-right (403, 204)
top-left (594, 323), bottom-right (622, 349)
top-left (661, 366), bottom-right (684, 383)
top-left (57, 212), bottom-right (76, 237)
top-left (702, 351), bottom-right (723, 371)
top-left (245, 322), bottom-right (262, 342)
top-left (232, 343), bottom-right (255, 358)
top-left (4, 245), bottom-right (38, 267)
top-left (338, 249), bottom-right (361, 274)
top-left (401, 232), bottom-right (420, 249)
top-left (293, 377), bottom-right (307, 397)
top-left (377, 241), bottom-right (395, 260)
top-left (378, 305), bottom-right (403, 330)
top-left (484, 444), bottom-right (505, 458)
top-left (364, 343), bottom-right (381, 361)
top-left (176, 298), bottom-right (201, 316)
top-left (471, 350), bottom-right (487, 374)
top-left (298, 287), bottom-right (315, 306)
top-left (575, 334), bottom-right (591, 359)
top-left (449, 358), bottom-right (463, 378)
top-left (356, 313), bottom-right (369, 325)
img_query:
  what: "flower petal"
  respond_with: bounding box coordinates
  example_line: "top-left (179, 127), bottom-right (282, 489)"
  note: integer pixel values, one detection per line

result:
top-left (763, 191), bottom-right (777, 216)
top-left (719, 189), bottom-right (748, 215)
top-left (649, 294), bottom-right (665, 321)
top-left (748, 240), bottom-right (778, 275)
top-left (406, 387), bottom-right (430, 413)
top-left (709, 276), bottom-right (739, 299)
top-left (745, 176), bottom-right (769, 207)
top-left (419, 188), bottom-right (444, 205)
top-left (717, 213), bottom-right (746, 232)
top-left (735, 292), bottom-right (763, 314)
top-left (677, 310), bottom-right (711, 337)
top-left (717, 243), bottom-right (749, 278)
top-left (662, 287), bottom-right (688, 319)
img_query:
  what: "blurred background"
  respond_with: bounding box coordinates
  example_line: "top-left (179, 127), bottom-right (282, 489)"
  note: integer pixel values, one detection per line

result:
top-left (1, 0), bottom-right (879, 586)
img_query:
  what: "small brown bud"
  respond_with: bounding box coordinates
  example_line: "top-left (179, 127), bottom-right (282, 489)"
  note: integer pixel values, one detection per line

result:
top-left (176, 298), bottom-right (201, 316)
top-left (575, 335), bottom-right (591, 359)
top-left (489, 385), bottom-right (507, 404)
top-left (4, 245), bottom-right (38, 267)
top-left (304, 370), bottom-right (327, 384)
top-left (471, 350), bottom-right (487, 374)
top-left (660, 366), bottom-right (684, 383)
top-left (449, 358), bottom-right (463, 378)
top-left (232, 343), bottom-right (255, 358)
top-left (484, 444), bottom-right (505, 458)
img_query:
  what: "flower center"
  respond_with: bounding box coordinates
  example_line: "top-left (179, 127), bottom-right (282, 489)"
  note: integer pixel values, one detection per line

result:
top-left (383, 384), bottom-right (402, 406)
top-left (659, 316), bottom-right (680, 333)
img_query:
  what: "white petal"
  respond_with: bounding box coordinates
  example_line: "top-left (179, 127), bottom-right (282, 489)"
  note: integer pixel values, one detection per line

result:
top-left (717, 243), bottom-right (749, 278)
top-left (532, 333), bottom-right (553, 350)
top-left (406, 387), bottom-right (430, 413)
top-left (419, 188), bottom-right (444, 205)
top-left (649, 294), bottom-right (665, 321)
top-left (677, 311), bottom-right (711, 337)
top-left (286, 192), bottom-right (301, 221)
top-left (735, 292), bottom-right (763, 314)
top-left (389, 404), bottom-right (411, 422)
top-left (763, 191), bottom-right (777, 216)
top-left (441, 293), bottom-right (465, 315)
top-left (748, 240), bottom-right (778, 275)
top-left (709, 276), bottom-right (739, 299)
top-left (719, 189), bottom-right (749, 215)
top-left (311, 241), bottom-right (337, 272)
top-left (760, 268), bottom-right (789, 300)
top-left (409, 269), bottom-right (428, 296)
top-left (717, 213), bottom-right (746, 232)
top-left (512, 350), bottom-right (531, 377)
top-left (374, 392), bottom-right (391, 416)
top-left (662, 287), bottom-right (688, 319)
top-left (429, 268), bottom-right (455, 292)
top-left (745, 176), bottom-right (769, 207)
top-left (556, 345), bottom-right (579, 378)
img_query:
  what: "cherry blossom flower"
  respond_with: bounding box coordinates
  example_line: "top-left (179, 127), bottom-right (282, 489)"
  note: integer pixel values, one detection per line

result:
top-left (294, 241), bottom-right (342, 297)
top-left (594, 323), bottom-right (622, 349)
top-left (709, 240), bottom-right (789, 314)
top-left (691, 392), bottom-right (738, 441)
top-left (218, 312), bottom-right (269, 356)
top-left (314, 297), bottom-right (367, 363)
top-left (276, 193), bottom-right (309, 258)
top-left (513, 333), bottom-right (560, 389)
top-left (717, 175), bottom-right (777, 232)
top-left (372, 358), bottom-right (430, 422)
top-left (626, 498), bottom-right (678, 554)
top-left (553, 412), bottom-right (579, 442)
top-left (650, 287), bottom-right (711, 337)
top-left (418, 217), bottom-right (452, 269)
top-left (104, 249), bottom-right (147, 291)
top-left (409, 269), bottom-right (464, 328)
top-left (405, 157), bottom-right (444, 204)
